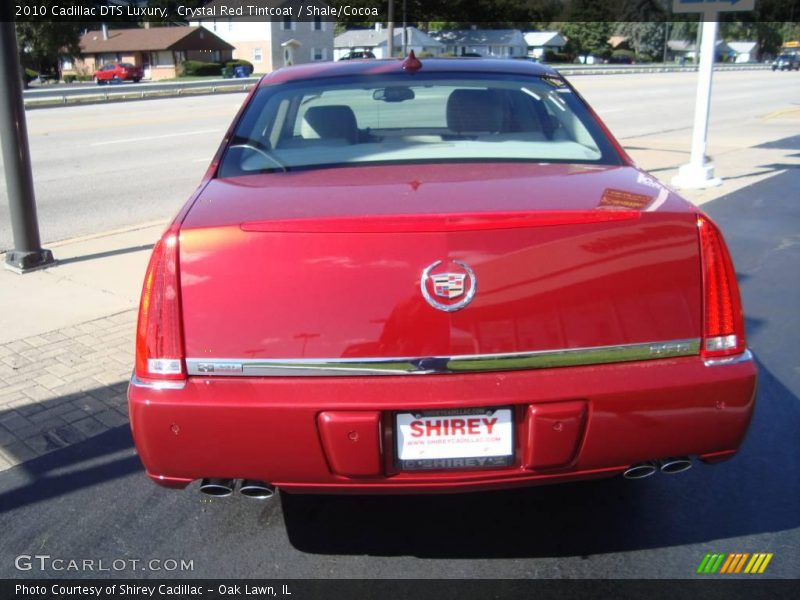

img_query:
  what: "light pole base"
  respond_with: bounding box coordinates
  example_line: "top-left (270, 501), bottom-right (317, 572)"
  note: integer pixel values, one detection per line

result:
top-left (4, 248), bottom-right (55, 273)
top-left (671, 162), bottom-right (722, 189)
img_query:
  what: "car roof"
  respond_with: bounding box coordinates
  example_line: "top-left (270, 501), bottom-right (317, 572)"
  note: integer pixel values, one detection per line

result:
top-left (259, 57), bottom-right (559, 87)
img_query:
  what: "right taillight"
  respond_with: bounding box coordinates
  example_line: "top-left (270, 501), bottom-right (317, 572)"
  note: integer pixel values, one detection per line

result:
top-left (697, 214), bottom-right (746, 358)
top-left (134, 225), bottom-right (185, 382)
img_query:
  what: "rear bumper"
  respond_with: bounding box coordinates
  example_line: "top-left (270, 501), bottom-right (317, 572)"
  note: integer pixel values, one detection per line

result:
top-left (128, 352), bottom-right (756, 494)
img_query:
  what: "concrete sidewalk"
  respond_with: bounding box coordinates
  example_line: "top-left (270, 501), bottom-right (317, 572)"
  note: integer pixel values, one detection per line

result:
top-left (0, 110), bottom-right (798, 473)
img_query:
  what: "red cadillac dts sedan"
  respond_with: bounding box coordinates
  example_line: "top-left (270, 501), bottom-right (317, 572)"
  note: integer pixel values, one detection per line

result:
top-left (128, 55), bottom-right (756, 499)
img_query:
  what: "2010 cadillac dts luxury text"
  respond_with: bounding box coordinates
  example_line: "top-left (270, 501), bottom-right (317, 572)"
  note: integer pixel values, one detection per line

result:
top-left (127, 55), bottom-right (757, 499)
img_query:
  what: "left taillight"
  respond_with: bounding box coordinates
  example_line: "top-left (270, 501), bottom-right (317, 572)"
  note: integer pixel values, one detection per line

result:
top-left (697, 214), bottom-right (746, 359)
top-left (135, 226), bottom-right (185, 381)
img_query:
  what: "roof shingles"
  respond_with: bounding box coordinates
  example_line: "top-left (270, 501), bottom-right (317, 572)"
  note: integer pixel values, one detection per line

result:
top-left (80, 27), bottom-right (233, 54)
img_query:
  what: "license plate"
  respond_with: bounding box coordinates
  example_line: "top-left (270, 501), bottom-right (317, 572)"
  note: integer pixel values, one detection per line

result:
top-left (395, 407), bottom-right (514, 471)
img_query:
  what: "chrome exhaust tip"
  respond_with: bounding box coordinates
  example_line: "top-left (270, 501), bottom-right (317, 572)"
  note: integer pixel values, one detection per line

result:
top-left (199, 478), bottom-right (236, 497)
top-left (623, 461), bottom-right (657, 480)
top-left (658, 457), bottom-right (692, 474)
top-left (239, 480), bottom-right (276, 499)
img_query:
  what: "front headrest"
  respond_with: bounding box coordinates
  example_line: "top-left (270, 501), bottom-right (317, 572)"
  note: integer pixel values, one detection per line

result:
top-left (303, 105), bottom-right (358, 143)
top-left (446, 89), bottom-right (503, 135)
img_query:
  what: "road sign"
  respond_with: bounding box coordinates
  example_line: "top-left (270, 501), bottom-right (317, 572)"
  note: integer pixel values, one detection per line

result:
top-left (673, 0), bottom-right (755, 13)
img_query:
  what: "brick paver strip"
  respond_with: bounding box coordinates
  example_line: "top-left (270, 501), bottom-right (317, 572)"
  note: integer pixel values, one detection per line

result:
top-left (0, 310), bottom-right (137, 472)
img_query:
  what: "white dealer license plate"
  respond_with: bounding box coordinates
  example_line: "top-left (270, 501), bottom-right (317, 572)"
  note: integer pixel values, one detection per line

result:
top-left (395, 407), bottom-right (514, 471)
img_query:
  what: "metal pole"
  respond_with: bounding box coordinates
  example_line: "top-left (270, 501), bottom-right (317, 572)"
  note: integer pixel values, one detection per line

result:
top-left (387, 0), bottom-right (395, 58)
top-left (0, 21), bottom-right (54, 272)
top-left (671, 14), bottom-right (721, 189)
top-left (402, 0), bottom-right (408, 56)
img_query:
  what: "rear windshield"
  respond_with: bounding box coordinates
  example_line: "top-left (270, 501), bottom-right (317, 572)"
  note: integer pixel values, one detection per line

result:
top-left (217, 72), bottom-right (622, 177)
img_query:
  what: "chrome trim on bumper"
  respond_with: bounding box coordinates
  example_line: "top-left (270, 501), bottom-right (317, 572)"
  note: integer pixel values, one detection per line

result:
top-left (704, 348), bottom-right (754, 367)
top-left (185, 338), bottom-right (700, 377)
top-left (130, 374), bottom-right (187, 390)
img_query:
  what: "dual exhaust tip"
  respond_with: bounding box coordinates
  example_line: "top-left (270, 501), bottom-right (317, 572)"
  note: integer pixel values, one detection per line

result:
top-left (201, 459), bottom-right (692, 492)
top-left (199, 478), bottom-right (275, 499)
top-left (623, 457), bottom-right (692, 480)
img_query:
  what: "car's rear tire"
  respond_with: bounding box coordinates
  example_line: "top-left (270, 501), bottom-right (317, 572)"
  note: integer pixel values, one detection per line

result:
top-left (94, 77), bottom-right (103, 85)
top-left (133, 78), bottom-right (141, 83)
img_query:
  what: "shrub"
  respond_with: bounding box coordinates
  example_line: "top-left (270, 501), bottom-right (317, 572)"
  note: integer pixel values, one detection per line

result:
top-left (543, 50), bottom-right (572, 63)
top-left (225, 59), bottom-right (254, 72)
top-left (24, 68), bottom-right (38, 82)
top-left (64, 74), bottom-right (77, 84)
top-left (611, 49), bottom-right (635, 60)
top-left (181, 60), bottom-right (222, 76)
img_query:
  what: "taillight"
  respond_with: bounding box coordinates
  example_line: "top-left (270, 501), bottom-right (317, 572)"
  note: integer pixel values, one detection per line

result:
top-left (135, 226), bottom-right (185, 381)
top-left (697, 214), bottom-right (746, 358)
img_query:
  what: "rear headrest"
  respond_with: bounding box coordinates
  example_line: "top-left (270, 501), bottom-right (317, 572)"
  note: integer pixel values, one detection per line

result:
top-left (446, 89), bottom-right (503, 135)
top-left (303, 105), bottom-right (358, 143)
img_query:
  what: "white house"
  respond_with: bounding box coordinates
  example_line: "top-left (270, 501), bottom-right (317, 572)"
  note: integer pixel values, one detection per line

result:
top-left (334, 26), bottom-right (444, 60)
top-left (190, 0), bottom-right (334, 71)
top-left (727, 41), bottom-right (758, 63)
top-left (668, 39), bottom-right (732, 63)
top-left (432, 29), bottom-right (528, 58)
top-left (523, 31), bottom-right (567, 59)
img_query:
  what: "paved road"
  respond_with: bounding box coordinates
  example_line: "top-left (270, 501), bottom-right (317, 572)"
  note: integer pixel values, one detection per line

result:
top-left (0, 160), bottom-right (797, 579)
top-left (1, 69), bottom-right (798, 250)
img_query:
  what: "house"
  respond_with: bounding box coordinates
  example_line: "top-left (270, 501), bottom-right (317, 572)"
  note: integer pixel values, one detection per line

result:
top-left (667, 39), bottom-right (731, 63)
top-left (607, 36), bottom-right (631, 50)
top-left (432, 29), bottom-right (528, 58)
top-left (62, 26), bottom-right (234, 81)
top-left (524, 31), bottom-right (567, 59)
top-left (190, 0), bottom-right (334, 71)
top-left (334, 26), bottom-right (444, 60)
top-left (727, 41), bottom-right (758, 63)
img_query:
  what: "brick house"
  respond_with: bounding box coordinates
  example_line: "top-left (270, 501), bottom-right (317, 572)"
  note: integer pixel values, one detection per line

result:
top-left (62, 26), bottom-right (234, 81)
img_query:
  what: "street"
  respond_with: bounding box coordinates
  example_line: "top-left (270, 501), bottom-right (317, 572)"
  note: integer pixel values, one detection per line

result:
top-left (0, 67), bottom-right (798, 579)
top-left (1, 69), bottom-right (798, 250)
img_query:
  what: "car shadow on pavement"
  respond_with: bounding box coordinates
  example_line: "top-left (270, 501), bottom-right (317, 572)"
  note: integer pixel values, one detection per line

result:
top-left (0, 420), bottom-right (139, 515)
top-left (281, 359), bottom-right (799, 558)
top-left (0, 379), bottom-right (140, 516)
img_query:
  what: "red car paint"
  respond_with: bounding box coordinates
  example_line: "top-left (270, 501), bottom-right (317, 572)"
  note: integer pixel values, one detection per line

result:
top-left (128, 58), bottom-right (756, 495)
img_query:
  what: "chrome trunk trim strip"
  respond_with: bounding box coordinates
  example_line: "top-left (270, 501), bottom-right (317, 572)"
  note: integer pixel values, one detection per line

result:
top-left (185, 339), bottom-right (700, 377)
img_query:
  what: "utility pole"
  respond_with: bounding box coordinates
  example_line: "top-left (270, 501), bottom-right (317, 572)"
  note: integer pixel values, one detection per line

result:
top-left (402, 0), bottom-right (408, 56)
top-left (0, 21), bottom-right (54, 272)
top-left (672, 15), bottom-right (721, 188)
top-left (387, 0), bottom-right (395, 58)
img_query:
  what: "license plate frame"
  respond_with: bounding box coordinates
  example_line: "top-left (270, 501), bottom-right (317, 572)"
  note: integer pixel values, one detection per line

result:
top-left (394, 407), bottom-right (515, 471)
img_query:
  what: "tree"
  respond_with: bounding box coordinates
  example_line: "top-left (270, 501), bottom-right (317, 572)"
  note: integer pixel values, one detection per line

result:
top-left (559, 22), bottom-right (614, 57)
top-left (15, 22), bottom-right (84, 83)
top-left (615, 22), bottom-right (667, 61)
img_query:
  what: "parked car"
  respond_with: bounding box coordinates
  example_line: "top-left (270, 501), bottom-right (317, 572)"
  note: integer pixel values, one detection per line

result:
top-left (772, 54), bottom-right (799, 71)
top-left (94, 62), bottom-right (143, 84)
top-left (129, 56), bottom-right (756, 501)
top-left (338, 51), bottom-right (376, 61)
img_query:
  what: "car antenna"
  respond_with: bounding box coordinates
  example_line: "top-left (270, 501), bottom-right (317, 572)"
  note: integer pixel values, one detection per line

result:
top-left (401, 50), bottom-right (422, 73)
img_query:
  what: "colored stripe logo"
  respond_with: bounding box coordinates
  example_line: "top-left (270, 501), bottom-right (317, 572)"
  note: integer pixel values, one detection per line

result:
top-left (697, 553), bottom-right (773, 574)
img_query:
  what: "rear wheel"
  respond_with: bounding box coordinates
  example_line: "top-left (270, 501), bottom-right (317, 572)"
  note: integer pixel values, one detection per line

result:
top-left (133, 77), bottom-right (141, 83)
top-left (94, 76), bottom-right (103, 85)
